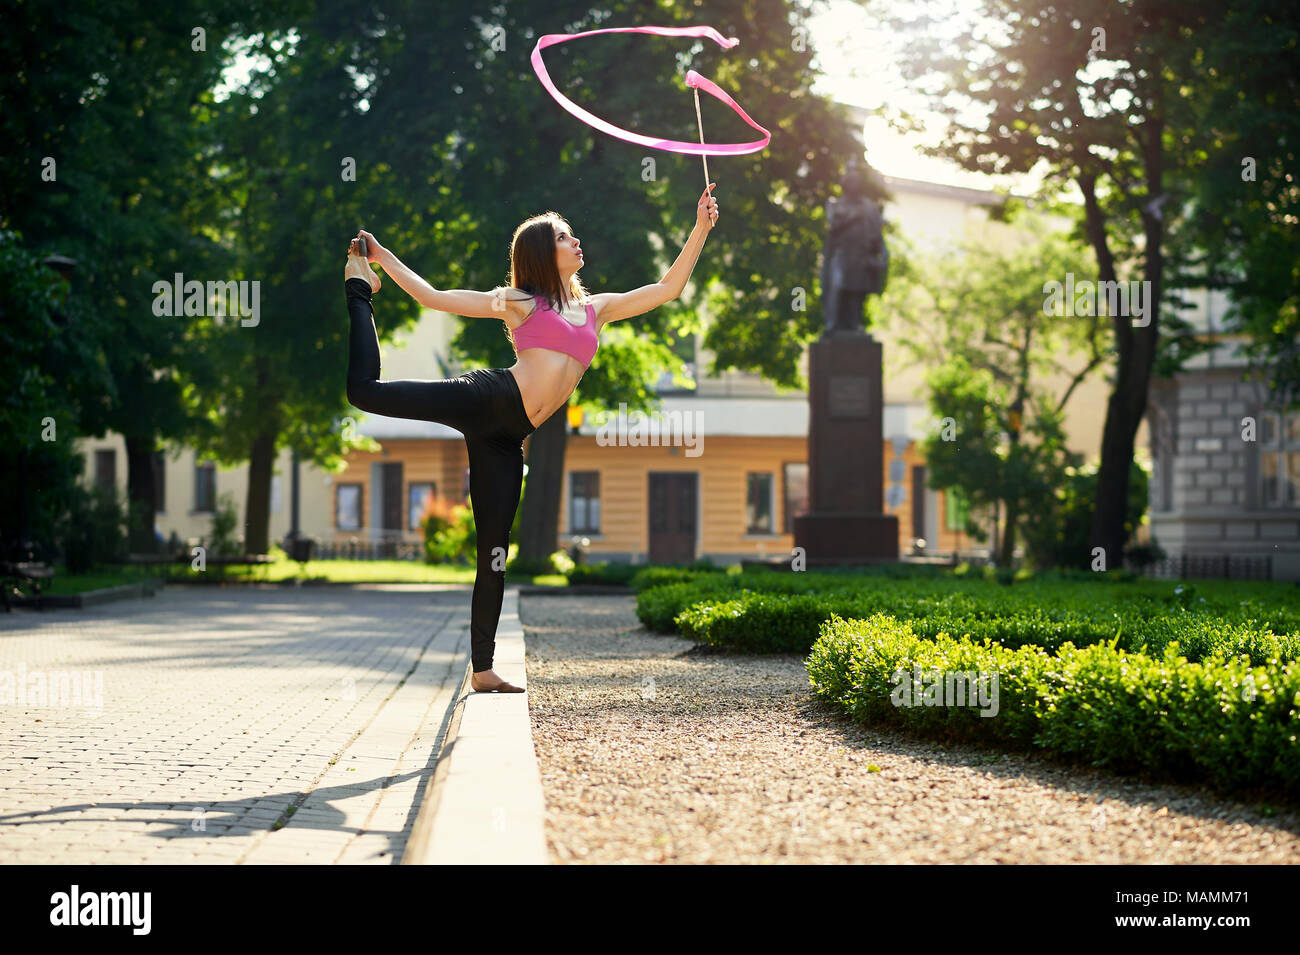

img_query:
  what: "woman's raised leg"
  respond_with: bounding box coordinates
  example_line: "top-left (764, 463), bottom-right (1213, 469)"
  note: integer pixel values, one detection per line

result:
top-left (345, 277), bottom-right (479, 430)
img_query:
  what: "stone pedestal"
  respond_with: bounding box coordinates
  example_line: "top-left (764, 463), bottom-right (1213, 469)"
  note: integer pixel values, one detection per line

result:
top-left (793, 331), bottom-right (898, 565)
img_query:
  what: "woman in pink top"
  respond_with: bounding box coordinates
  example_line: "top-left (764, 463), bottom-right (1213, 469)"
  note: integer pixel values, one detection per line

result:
top-left (343, 185), bottom-right (719, 693)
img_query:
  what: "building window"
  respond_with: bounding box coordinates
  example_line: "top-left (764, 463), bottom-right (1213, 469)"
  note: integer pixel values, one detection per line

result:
top-left (1260, 410), bottom-right (1300, 507)
top-left (336, 484), bottom-right (363, 531)
top-left (94, 449), bottom-right (116, 489)
top-left (194, 461), bottom-right (216, 512)
top-left (409, 482), bottom-right (435, 530)
top-left (570, 472), bottom-right (600, 533)
top-left (783, 463), bottom-right (808, 533)
top-left (746, 472), bottom-right (774, 534)
top-left (944, 486), bottom-right (970, 532)
top-left (153, 451), bottom-right (166, 513)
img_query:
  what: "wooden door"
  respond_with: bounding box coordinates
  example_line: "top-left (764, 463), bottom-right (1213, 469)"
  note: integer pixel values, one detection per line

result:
top-left (648, 472), bottom-right (697, 564)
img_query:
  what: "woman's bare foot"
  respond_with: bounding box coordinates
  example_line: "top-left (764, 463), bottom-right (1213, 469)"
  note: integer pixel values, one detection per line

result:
top-left (345, 240), bottom-right (381, 293)
top-left (471, 669), bottom-right (525, 693)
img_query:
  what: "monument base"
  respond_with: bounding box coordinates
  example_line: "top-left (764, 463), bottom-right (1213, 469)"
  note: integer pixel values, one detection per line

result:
top-left (794, 512), bottom-right (899, 564)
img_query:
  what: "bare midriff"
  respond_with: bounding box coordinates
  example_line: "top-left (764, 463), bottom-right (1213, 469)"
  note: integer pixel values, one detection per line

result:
top-left (505, 300), bottom-right (598, 429)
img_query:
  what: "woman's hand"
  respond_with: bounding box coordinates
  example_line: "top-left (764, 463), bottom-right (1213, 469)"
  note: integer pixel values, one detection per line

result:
top-left (696, 183), bottom-right (719, 230)
top-left (351, 229), bottom-right (384, 263)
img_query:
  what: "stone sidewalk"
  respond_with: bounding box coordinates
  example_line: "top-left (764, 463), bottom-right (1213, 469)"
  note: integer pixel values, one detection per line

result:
top-left (0, 584), bottom-right (474, 864)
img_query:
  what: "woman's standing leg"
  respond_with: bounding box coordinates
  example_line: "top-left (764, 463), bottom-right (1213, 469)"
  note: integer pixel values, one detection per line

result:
top-left (346, 277), bottom-right (479, 428)
top-left (464, 434), bottom-right (526, 675)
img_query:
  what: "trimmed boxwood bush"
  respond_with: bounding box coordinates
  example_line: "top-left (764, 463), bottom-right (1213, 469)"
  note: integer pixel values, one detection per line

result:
top-left (565, 561), bottom-right (643, 586)
top-left (806, 613), bottom-right (1300, 793)
top-left (677, 588), bottom-right (1300, 664)
top-left (628, 563), bottom-right (728, 593)
top-left (642, 572), bottom-right (1300, 665)
top-left (567, 559), bottom-right (728, 589)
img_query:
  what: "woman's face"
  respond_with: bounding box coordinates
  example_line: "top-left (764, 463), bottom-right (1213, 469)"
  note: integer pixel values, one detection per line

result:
top-left (554, 224), bottom-right (583, 271)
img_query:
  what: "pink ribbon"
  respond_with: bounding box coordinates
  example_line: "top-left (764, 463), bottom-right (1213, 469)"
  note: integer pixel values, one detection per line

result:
top-left (530, 25), bottom-right (771, 156)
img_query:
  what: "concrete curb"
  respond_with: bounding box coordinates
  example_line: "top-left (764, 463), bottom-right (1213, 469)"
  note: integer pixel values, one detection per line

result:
top-left (12, 578), bottom-right (165, 609)
top-left (402, 587), bottom-right (548, 864)
top-left (519, 583), bottom-right (633, 596)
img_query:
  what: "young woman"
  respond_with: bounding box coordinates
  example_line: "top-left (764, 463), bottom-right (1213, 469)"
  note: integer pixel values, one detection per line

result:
top-left (343, 184), bottom-right (719, 692)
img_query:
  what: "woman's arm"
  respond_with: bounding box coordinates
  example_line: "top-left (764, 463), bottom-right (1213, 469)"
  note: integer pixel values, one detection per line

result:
top-left (662, 184), bottom-right (718, 296)
top-left (659, 221), bottom-right (710, 299)
top-left (595, 185), bottom-right (719, 326)
top-left (369, 242), bottom-right (439, 310)
top-left (357, 230), bottom-right (517, 318)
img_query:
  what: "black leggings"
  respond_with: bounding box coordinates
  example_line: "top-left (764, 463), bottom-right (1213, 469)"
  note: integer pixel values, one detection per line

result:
top-left (345, 277), bottom-right (536, 673)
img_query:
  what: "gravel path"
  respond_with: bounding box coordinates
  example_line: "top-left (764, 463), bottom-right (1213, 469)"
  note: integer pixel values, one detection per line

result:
top-left (521, 592), bottom-right (1300, 864)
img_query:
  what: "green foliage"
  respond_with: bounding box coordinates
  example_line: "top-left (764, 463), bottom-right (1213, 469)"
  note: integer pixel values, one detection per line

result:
top-left (1173, 0), bottom-right (1300, 403)
top-left (205, 492), bottom-right (242, 558)
top-left (565, 561), bottom-right (642, 587)
top-left (1020, 459), bottom-right (1151, 570)
top-left (625, 563), bottom-right (729, 592)
top-left (641, 570), bottom-right (1300, 664)
top-left (0, 231), bottom-right (111, 561)
top-left (807, 613), bottom-right (1300, 793)
top-left (58, 483), bottom-right (129, 573)
top-left (889, 231), bottom-right (1106, 567)
top-left (422, 501), bottom-right (476, 566)
top-left (508, 550), bottom-right (571, 577)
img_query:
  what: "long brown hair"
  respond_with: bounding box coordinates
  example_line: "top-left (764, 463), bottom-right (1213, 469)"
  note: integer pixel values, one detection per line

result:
top-left (502, 212), bottom-right (591, 355)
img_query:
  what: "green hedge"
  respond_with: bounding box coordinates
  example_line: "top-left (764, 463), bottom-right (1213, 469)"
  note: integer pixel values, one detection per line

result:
top-left (637, 572), bottom-right (1300, 665)
top-left (675, 589), bottom-right (1300, 665)
top-left (806, 613), bottom-right (1300, 793)
top-left (566, 559), bottom-right (728, 589)
top-left (566, 561), bottom-right (643, 586)
top-left (627, 564), bottom-right (727, 593)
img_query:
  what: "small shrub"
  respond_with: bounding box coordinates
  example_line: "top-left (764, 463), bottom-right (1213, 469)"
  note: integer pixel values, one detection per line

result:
top-left (567, 561), bottom-right (641, 586)
top-left (59, 482), bottom-right (128, 573)
top-left (421, 495), bottom-right (475, 565)
top-left (205, 492), bottom-right (242, 557)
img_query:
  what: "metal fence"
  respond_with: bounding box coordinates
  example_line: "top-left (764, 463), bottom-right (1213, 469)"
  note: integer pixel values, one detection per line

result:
top-left (1138, 553), bottom-right (1273, 581)
top-left (304, 539), bottom-right (425, 561)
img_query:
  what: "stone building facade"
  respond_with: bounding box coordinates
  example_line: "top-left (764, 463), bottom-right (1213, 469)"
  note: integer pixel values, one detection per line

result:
top-left (1148, 356), bottom-right (1300, 582)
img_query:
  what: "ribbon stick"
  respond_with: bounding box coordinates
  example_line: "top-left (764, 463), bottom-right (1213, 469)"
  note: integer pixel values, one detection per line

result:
top-left (692, 85), bottom-right (710, 192)
top-left (530, 25), bottom-right (771, 156)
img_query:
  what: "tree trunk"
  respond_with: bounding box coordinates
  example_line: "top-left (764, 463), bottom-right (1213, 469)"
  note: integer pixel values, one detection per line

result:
top-left (1086, 117), bottom-right (1165, 570)
top-left (518, 404), bottom-right (567, 562)
top-left (124, 435), bottom-right (158, 554)
top-left (997, 499), bottom-right (1018, 568)
top-left (244, 429), bottom-right (276, 555)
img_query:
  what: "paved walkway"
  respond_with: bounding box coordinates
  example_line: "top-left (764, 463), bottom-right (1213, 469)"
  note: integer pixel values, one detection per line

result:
top-left (0, 584), bottom-right (472, 864)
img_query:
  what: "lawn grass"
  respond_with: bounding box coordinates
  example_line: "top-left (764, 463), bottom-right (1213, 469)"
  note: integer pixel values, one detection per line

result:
top-left (27, 558), bottom-right (567, 594)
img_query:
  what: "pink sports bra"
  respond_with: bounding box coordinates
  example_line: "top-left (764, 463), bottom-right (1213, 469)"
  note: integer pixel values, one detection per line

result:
top-left (511, 294), bottom-right (600, 368)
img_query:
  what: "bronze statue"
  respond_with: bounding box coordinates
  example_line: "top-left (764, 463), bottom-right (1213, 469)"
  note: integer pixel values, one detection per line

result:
top-left (822, 158), bottom-right (889, 335)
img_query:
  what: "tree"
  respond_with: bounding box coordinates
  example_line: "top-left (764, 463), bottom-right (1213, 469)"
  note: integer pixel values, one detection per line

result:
top-left (0, 231), bottom-right (113, 562)
top-left (1, 0), bottom-right (290, 553)
top-left (886, 0), bottom-right (1221, 568)
top-left (887, 227), bottom-right (1108, 567)
top-left (1176, 0), bottom-right (1300, 406)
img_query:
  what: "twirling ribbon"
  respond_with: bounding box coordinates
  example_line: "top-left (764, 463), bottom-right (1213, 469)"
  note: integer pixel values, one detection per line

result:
top-left (530, 25), bottom-right (771, 156)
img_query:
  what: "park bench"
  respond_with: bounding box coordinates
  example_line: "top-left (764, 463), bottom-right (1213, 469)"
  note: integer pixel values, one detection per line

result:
top-left (1, 560), bottom-right (56, 611)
